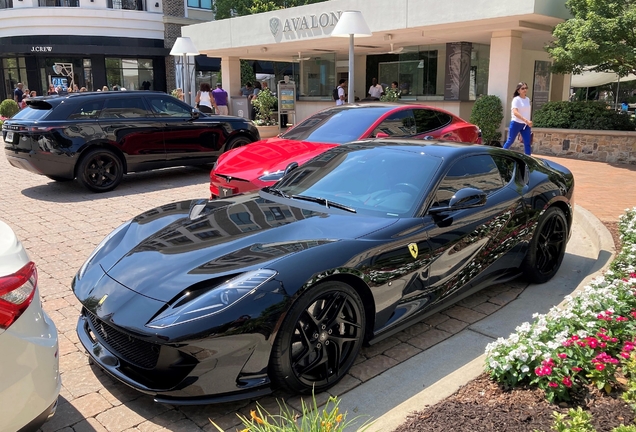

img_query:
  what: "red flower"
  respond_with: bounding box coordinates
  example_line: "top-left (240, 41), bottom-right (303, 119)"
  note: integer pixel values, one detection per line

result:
top-left (620, 352), bottom-right (630, 359)
top-left (558, 353), bottom-right (567, 359)
top-left (616, 316), bottom-right (628, 322)
top-left (548, 382), bottom-right (559, 388)
top-left (596, 364), bottom-right (605, 371)
top-left (562, 377), bottom-right (573, 388)
top-left (572, 367), bottom-right (582, 372)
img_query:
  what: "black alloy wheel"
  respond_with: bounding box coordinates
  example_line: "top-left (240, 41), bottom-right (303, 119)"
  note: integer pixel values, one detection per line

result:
top-left (76, 149), bottom-right (123, 193)
top-left (226, 135), bottom-right (253, 151)
top-left (271, 281), bottom-right (365, 394)
top-left (522, 207), bottom-right (568, 284)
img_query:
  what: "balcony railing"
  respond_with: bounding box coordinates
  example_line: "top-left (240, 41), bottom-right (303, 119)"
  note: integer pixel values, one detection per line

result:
top-left (38, 0), bottom-right (79, 6)
top-left (108, 0), bottom-right (144, 10)
top-left (0, 0), bottom-right (13, 8)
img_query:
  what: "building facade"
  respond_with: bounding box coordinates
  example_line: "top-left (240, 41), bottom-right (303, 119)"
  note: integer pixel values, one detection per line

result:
top-left (182, 0), bottom-right (573, 124)
top-left (0, 0), bottom-right (215, 99)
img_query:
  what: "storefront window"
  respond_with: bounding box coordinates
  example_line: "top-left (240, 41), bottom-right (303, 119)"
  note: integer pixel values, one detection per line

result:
top-left (470, 43), bottom-right (490, 100)
top-left (299, 53), bottom-right (335, 99)
top-left (83, 59), bottom-right (93, 91)
top-left (3, 57), bottom-right (28, 99)
top-left (106, 58), bottom-right (153, 90)
top-left (0, 0), bottom-right (13, 9)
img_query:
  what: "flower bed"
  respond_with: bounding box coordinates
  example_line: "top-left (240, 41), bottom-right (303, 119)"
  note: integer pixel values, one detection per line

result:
top-left (486, 207), bottom-right (636, 404)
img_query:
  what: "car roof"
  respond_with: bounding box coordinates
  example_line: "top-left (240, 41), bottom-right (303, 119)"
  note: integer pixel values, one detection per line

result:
top-left (27, 91), bottom-right (168, 106)
top-left (320, 102), bottom-right (462, 119)
top-left (341, 138), bottom-right (509, 159)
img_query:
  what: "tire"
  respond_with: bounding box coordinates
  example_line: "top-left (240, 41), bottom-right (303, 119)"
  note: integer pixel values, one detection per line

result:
top-left (76, 149), bottom-right (123, 193)
top-left (521, 207), bottom-right (568, 284)
top-left (270, 281), bottom-right (365, 394)
top-left (46, 175), bottom-right (72, 182)
top-left (225, 135), bottom-right (253, 152)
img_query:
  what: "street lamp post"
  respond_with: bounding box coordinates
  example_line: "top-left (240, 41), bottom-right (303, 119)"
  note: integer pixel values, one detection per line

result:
top-left (170, 37), bottom-right (200, 106)
top-left (331, 11), bottom-right (372, 104)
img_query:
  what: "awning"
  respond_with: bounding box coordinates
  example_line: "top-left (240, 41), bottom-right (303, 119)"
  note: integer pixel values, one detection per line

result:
top-left (571, 70), bottom-right (636, 87)
top-left (195, 55), bottom-right (221, 72)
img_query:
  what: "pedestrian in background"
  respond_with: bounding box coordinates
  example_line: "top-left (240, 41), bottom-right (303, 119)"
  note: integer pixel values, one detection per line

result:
top-left (14, 83), bottom-right (24, 108)
top-left (212, 83), bottom-right (229, 115)
top-left (196, 82), bottom-right (217, 114)
top-left (502, 82), bottom-right (533, 155)
top-left (336, 79), bottom-right (346, 106)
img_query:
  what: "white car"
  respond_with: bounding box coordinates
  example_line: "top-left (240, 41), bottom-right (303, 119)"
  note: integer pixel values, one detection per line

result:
top-left (0, 220), bottom-right (60, 432)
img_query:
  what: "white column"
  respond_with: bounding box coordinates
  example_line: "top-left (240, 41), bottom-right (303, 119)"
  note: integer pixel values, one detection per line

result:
top-left (550, 73), bottom-right (571, 102)
top-left (221, 56), bottom-right (241, 115)
top-left (487, 30), bottom-right (523, 128)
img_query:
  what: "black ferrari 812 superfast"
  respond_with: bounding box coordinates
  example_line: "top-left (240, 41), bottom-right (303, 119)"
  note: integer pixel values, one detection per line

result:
top-left (73, 140), bottom-right (574, 404)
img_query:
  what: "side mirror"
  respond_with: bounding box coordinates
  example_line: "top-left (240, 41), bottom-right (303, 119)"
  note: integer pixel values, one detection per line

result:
top-left (284, 161), bottom-right (299, 176)
top-left (375, 132), bottom-right (390, 138)
top-left (429, 187), bottom-right (487, 214)
top-left (423, 135), bottom-right (434, 140)
top-left (191, 108), bottom-right (200, 120)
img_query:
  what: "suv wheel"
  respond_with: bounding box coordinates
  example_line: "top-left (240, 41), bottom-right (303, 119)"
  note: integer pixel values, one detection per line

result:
top-left (77, 149), bottom-right (123, 193)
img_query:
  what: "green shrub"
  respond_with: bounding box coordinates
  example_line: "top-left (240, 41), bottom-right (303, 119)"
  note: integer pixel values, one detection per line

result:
top-left (252, 88), bottom-right (278, 126)
top-left (0, 99), bottom-right (19, 118)
top-left (470, 95), bottom-right (503, 145)
top-left (533, 101), bottom-right (635, 131)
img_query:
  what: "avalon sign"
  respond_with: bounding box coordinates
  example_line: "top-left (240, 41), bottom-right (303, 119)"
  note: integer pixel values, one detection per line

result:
top-left (31, 46), bottom-right (53, 52)
top-left (269, 11), bottom-right (342, 36)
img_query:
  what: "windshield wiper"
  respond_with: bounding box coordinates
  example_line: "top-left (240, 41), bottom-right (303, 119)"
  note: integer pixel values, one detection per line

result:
top-left (291, 195), bottom-right (357, 213)
top-left (262, 186), bottom-right (290, 198)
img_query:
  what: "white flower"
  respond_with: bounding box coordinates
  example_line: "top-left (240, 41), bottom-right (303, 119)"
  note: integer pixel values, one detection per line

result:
top-left (521, 365), bottom-right (529, 373)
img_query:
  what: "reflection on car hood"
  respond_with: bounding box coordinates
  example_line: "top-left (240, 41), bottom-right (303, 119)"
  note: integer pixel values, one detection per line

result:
top-left (100, 196), bottom-right (395, 302)
top-left (215, 137), bottom-right (337, 180)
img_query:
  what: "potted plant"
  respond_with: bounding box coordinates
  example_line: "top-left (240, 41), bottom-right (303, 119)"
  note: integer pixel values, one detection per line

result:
top-left (251, 88), bottom-right (279, 138)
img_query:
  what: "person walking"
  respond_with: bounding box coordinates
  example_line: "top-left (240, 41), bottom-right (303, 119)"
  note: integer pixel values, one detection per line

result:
top-left (502, 82), bottom-right (533, 156)
top-left (249, 81), bottom-right (262, 120)
top-left (212, 83), bottom-right (229, 115)
top-left (195, 83), bottom-right (217, 114)
top-left (336, 79), bottom-right (346, 106)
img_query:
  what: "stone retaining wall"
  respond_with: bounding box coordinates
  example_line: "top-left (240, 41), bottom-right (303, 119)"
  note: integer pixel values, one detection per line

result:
top-left (529, 128), bottom-right (636, 164)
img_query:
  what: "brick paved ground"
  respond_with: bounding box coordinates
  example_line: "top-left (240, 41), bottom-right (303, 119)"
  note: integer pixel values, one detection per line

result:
top-left (0, 145), bottom-right (633, 432)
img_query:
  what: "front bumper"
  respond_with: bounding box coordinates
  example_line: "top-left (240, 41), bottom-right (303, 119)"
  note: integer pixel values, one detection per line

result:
top-left (76, 308), bottom-right (273, 404)
top-left (210, 173), bottom-right (262, 199)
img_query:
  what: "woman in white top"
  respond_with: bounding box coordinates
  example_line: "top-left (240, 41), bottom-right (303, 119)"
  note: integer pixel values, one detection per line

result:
top-left (502, 82), bottom-right (533, 155)
top-left (195, 83), bottom-right (218, 114)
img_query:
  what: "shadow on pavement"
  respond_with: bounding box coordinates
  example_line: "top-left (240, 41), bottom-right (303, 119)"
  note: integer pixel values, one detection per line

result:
top-left (21, 166), bottom-right (210, 203)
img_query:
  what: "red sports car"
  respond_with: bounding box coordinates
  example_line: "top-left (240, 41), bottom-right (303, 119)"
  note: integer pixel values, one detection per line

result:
top-left (210, 103), bottom-right (481, 198)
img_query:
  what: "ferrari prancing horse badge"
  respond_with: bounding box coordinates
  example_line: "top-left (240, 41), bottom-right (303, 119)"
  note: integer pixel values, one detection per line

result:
top-left (408, 243), bottom-right (418, 259)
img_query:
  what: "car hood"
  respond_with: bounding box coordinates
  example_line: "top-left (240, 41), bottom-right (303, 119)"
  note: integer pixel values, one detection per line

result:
top-left (215, 137), bottom-right (337, 181)
top-left (90, 196), bottom-right (395, 302)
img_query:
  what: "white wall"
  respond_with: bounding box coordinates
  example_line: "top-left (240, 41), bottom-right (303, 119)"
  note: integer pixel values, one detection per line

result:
top-left (0, 5), bottom-right (163, 40)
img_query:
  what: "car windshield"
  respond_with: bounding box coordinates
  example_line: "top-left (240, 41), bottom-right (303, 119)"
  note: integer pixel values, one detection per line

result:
top-left (279, 107), bottom-right (392, 144)
top-left (269, 145), bottom-right (441, 217)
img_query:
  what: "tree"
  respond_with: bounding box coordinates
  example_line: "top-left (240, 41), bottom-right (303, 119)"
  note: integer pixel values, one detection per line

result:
top-left (547, 0), bottom-right (636, 77)
top-left (214, 0), bottom-right (328, 20)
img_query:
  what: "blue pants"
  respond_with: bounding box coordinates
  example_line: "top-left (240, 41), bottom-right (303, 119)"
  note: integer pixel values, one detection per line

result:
top-left (503, 121), bottom-right (532, 155)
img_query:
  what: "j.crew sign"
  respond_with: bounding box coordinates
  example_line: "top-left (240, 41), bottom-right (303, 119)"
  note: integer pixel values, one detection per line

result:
top-left (31, 46), bottom-right (53, 52)
top-left (269, 11), bottom-right (342, 36)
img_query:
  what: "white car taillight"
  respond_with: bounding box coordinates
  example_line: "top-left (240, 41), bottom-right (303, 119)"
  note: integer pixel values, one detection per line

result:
top-left (0, 262), bottom-right (37, 329)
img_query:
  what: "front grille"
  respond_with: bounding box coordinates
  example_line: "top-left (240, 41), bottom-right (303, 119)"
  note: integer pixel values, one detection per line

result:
top-left (86, 311), bottom-right (160, 369)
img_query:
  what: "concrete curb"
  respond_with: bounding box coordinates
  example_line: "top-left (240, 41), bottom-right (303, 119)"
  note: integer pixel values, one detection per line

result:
top-left (363, 205), bottom-right (616, 432)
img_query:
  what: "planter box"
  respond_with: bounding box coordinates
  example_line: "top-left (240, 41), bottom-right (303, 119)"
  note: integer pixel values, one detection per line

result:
top-left (529, 128), bottom-right (636, 165)
top-left (256, 125), bottom-right (280, 139)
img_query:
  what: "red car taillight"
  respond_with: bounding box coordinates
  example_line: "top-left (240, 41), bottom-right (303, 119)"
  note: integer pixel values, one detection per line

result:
top-left (0, 262), bottom-right (37, 329)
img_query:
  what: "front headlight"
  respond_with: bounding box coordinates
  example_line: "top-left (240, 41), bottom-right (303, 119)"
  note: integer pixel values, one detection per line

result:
top-left (146, 269), bottom-right (277, 329)
top-left (77, 221), bottom-right (130, 280)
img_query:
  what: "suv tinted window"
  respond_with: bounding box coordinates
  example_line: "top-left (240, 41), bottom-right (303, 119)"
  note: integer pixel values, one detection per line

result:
top-left (146, 95), bottom-right (191, 118)
top-left (99, 97), bottom-right (151, 119)
top-left (373, 109), bottom-right (416, 137)
top-left (68, 100), bottom-right (104, 120)
top-left (434, 155), bottom-right (504, 207)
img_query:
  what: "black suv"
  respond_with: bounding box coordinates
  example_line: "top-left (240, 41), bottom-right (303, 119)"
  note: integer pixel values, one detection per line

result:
top-left (3, 91), bottom-right (259, 192)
